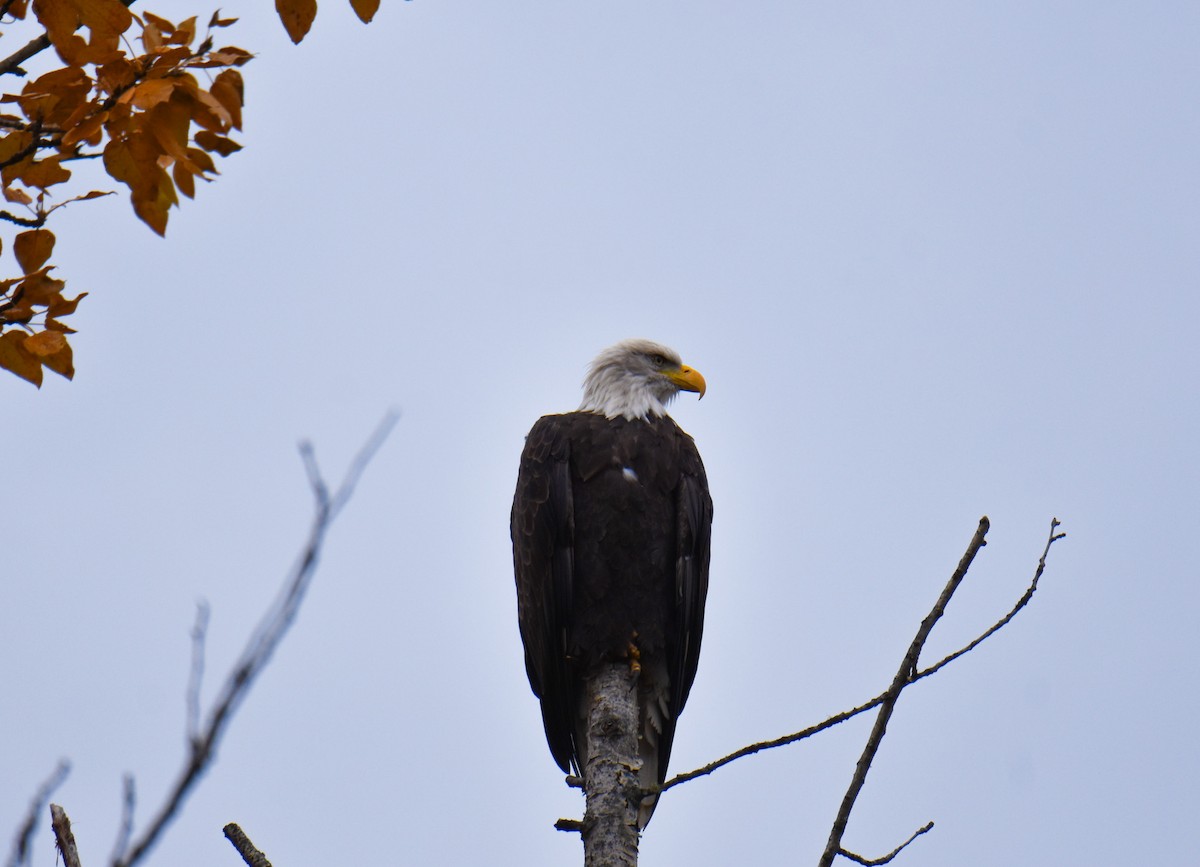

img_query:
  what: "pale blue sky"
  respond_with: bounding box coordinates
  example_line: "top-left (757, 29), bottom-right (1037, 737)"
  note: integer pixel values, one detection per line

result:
top-left (3, 3), bottom-right (1198, 865)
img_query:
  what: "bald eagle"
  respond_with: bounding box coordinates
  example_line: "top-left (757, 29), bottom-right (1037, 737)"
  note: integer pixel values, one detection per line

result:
top-left (511, 339), bottom-right (712, 827)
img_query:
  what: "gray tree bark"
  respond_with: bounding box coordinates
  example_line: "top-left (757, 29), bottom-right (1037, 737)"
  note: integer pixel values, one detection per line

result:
top-left (581, 663), bottom-right (642, 867)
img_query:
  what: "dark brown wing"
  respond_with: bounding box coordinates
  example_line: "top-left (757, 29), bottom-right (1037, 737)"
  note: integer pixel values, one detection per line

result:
top-left (660, 424), bottom-right (713, 782)
top-left (511, 415), bottom-right (578, 774)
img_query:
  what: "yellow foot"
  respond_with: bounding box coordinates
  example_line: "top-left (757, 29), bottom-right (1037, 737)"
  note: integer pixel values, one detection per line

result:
top-left (626, 634), bottom-right (642, 676)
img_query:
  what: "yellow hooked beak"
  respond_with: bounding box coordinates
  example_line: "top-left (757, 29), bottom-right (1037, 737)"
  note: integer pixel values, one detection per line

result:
top-left (667, 364), bottom-right (707, 399)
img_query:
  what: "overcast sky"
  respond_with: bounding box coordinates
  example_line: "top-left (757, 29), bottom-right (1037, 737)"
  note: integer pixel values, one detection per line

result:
top-left (3, 3), bottom-right (1198, 865)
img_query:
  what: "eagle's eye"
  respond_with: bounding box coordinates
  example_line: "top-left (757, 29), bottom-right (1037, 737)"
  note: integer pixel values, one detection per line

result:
top-left (649, 354), bottom-right (667, 367)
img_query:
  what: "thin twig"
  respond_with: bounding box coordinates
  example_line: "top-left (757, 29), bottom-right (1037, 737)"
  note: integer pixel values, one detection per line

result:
top-left (913, 518), bottom-right (1065, 683)
top-left (5, 760), bottom-right (69, 867)
top-left (817, 516), bottom-right (992, 867)
top-left (837, 822), bottom-right (934, 866)
top-left (661, 691), bottom-right (888, 792)
top-left (222, 824), bottom-right (272, 867)
top-left (49, 805), bottom-right (81, 867)
top-left (110, 412), bottom-right (398, 867)
top-left (186, 602), bottom-right (211, 745)
top-left (107, 775), bottom-right (135, 866)
top-left (664, 517), bottom-right (1065, 805)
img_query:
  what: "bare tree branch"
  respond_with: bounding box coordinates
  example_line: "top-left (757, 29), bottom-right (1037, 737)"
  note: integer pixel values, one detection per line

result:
top-left (665, 518), bottom-right (1064, 800)
top-left (222, 823), bottom-right (273, 867)
top-left (837, 821), bottom-right (934, 866)
top-left (817, 517), bottom-right (1064, 866)
top-left (108, 411), bottom-right (398, 867)
top-left (5, 760), bottom-right (69, 867)
top-left (49, 805), bottom-right (81, 867)
top-left (107, 776), bottom-right (135, 867)
top-left (186, 602), bottom-right (211, 745)
top-left (0, 35), bottom-right (50, 79)
top-left (817, 516), bottom-right (993, 867)
top-left (662, 691), bottom-right (888, 793)
top-left (912, 518), bottom-right (1065, 684)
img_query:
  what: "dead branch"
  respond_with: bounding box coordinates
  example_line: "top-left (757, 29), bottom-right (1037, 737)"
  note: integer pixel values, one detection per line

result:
top-left (105, 411), bottom-right (398, 867)
top-left (661, 691), bottom-right (888, 793)
top-left (5, 761), bottom-right (69, 867)
top-left (837, 822), bottom-right (934, 866)
top-left (658, 517), bottom-right (1063, 865)
top-left (817, 517), bottom-right (1064, 866)
top-left (222, 823), bottom-right (272, 867)
top-left (911, 518), bottom-right (1064, 684)
top-left (816, 516), bottom-right (993, 866)
top-left (49, 805), bottom-right (81, 867)
top-left (665, 519), bottom-right (1064, 799)
top-left (107, 776), bottom-right (135, 867)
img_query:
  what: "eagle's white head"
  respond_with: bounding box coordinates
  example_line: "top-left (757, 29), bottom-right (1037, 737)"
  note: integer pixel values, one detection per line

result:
top-left (578, 338), bottom-right (707, 421)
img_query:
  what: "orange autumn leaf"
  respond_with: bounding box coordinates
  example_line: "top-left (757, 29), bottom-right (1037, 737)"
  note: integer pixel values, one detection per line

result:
top-left (14, 229), bottom-right (55, 273)
top-left (210, 69), bottom-right (244, 130)
top-left (40, 338), bottom-right (74, 380)
top-left (24, 328), bottom-right (66, 357)
top-left (0, 330), bottom-right (43, 386)
top-left (127, 77), bottom-right (177, 110)
top-left (276, 0), bottom-right (317, 44)
top-left (47, 291), bottom-right (87, 318)
top-left (33, 0), bottom-right (133, 66)
top-left (18, 155), bottom-right (72, 189)
top-left (16, 268), bottom-right (66, 305)
top-left (173, 161), bottom-right (196, 198)
top-left (350, 0), bottom-right (380, 23)
top-left (193, 130), bottom-right (241, 156)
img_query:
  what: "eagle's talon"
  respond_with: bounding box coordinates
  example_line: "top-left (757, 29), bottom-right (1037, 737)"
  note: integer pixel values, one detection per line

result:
top-left (627, 636), bottom-right (642, 676)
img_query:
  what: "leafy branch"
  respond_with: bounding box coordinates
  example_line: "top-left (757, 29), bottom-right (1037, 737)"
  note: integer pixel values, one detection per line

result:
top-left (0, 0), bottom-right (383, 386)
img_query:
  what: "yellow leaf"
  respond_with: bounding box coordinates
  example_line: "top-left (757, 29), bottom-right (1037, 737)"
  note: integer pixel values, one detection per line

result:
top-left (276, 0), bottom-right (317, 44)
top-left (33, 0), bottom-right (132, 65)
top-left (24, 329), bottom-right (65, 357)
top-left (97, 57), bottom-right (137, 94)
top-left (47, 291), bottom-right (86, 318)
top-left (18, 156), bottom-right (71, 189)
top-left (40, 338), bottom-right (74, 380)
top-left (173, 16), bottom-right (197, 46)
top-left (132, 167), bottom-right (176, 235)
top-left (128, 78), bottom-right (176, 110)
top-left (193, 131), bottom-right (242, 156)
top-left (142, 22), bottom-right (164, 53)
top-left (205, 46), bottom-right (254, 67)
top-left (17, 268), bottom-right (65, 305)
top-left (349, 0), bottom-right (379, 23)
top-left (173, 161), bottom-right (195, 198)
top-left (190, 88), bottom-right (233, 132)
top-left (60, 108), bottom-right (107, 147)
top-left (3, 186), bottom-right (33, 205)
top-left (143, 12), bottom-right (176, 31)
top-left (210, 69), bottom-right (243, 130)
top-left (0, 330), bottom-right (43, 386)
top-left (13, 229), bottom-right (55, 273)
top-left (185, 147), bottom-right (217, 174)
top-left (43, 318), bottom-right (78, 334)
top-left (0, 130), bottom-right (32, 165)
top-left (148, 99), bottom-right (191, 163)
